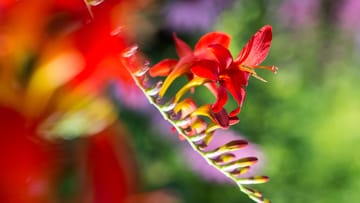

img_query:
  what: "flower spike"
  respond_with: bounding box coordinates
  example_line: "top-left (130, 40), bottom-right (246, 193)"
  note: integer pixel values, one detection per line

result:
top-left (121, 25), bottom-right (277, 203)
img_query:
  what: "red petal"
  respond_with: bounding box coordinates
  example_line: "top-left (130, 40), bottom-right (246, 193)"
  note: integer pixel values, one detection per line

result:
top-left (149, 59), bottom-right (178, 77)
top-left (205, 82), bottom-right (218, 96)
top-left (211, 84), bottom-right (228, 113)
top-left (226, 68), bottom-right (250, 86)
top-left (191, 60), bottom-right (219, 80)
top-left (174, 98), bottom-right (197, 119)
top-left (159, 58), bottom-right (192, 97)
top-left (235, 25), bottom-right (272, 66)
top-left (173, 33), bottom-right (193, 58)
top-left (209, 44), bottom-right (233, 70)
top-left (222, 73), bottom-right (247, 116)
top-left (195, 32), bottom-right (231, 51)
top-left (0, 108), bottom-right (60, 203)
top-left (213, 108), bottom-right (230, 128)
top-left (86, 128), bottom-right (136, 203)
top-left (0, 0), bottom-right (17, 9)
top-left (229, 116), bottom-right (240, 125)
top-left (229, 106), bottom-right (241, 117)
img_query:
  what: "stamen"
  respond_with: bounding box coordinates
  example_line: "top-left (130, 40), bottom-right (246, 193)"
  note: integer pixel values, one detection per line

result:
top-left (240, 65), bottom-right (269, 82)
top-left (252, 65), bottom-right (278, 73)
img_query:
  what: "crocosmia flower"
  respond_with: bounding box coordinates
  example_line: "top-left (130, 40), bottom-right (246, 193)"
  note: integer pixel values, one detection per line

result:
top-left (181, 129), bottom-right (265, 183)
top-left (0, 0), bottom-right (147, 202)
top-left (150, 25), bottom-right (277, 128)
top-left (1, 0), bottom-right (278, 202)
top-left (121, 25), bottom-right (277, 203)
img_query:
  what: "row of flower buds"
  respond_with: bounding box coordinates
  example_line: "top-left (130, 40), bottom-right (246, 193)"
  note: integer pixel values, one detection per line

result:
top-left (120, 25), bottom-right (276, 203)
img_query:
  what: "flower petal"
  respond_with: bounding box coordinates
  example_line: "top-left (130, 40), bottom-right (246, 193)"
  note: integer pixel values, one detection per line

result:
top-left (0, 107), bottom-right (61, 203)
top-left (191, 60), bottom-right (219, 81)
top-left (235, 25), bottom-right (272, 66)
top-left (209, 44), bottom-right (233, 70)
top-left (205, 82), bottom-right (218, 96)
top-left (191, 105), bottom-right (230, 128)
top-left (213, 108), bottom-right (230, 128)
top-left (222, 72), bottom-right (247, 116)
top-left (225, 68), bottom-right (249, 86)
top-left (211, 84), bottom-right (228, 113)
top-left (159, 59), bottom-right (191, 97)
top-left (229, 116), bottom-right (240, 125)
top-left (174, 98), bottom-right (197, 119)
top-left (86, 128), bottom-right (137, 203)
top-left (25, 49), bottom-right (85, 117)
top-left (173, 33), bottom-right (193, 58)
top-left (149, 59), bottom-right (178, 77)
top-left (190, 104), bottom-right (220, 126)
top-left (175, 77), bottom-right (207, 103)
top-left (195, 32), bottom-right (231, 51)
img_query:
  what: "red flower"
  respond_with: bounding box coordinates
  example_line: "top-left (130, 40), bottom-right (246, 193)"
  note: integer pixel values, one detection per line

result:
top-left (0, 107), bottom-right (137, 203)
top-left (140, 26), bottom-right (276, 203)
top-left (150, 25), bottom-right (277, 127)
top-left (0, 107), bottom-right (61, 203)
top-left (0, 1), bottom-right (146, 202)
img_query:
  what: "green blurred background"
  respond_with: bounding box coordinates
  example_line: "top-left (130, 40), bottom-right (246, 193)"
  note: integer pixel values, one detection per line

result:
top-left (120, 0), bottom-right (360, 203)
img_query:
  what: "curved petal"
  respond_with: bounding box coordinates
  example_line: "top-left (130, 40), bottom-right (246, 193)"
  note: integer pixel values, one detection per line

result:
top-left (211, 84), bottom-right (228, 113)
top-left (235, 25), bottom-right (272, 66)
top-left (226, 67), bottom-right (250, 86)
top-left (195, 32), bottom-right (231, 51)
top-left (204, 81), bottom-right (218, 96)
top-left (213, 108), bottom-right (230, 128)
top-left (222, 72), bottom-right (247, 117)
top-left (189, 104), bottom-right (230, 128)
top-left (209, 44), bottom-right (233, 70)
top-left (159, 58), bottom-right (192, 97)
top-left (25, 49), bottom-right (85, 117)
top-left (175, 77), bottom-right (207, 103)
top-left (173, 33), bottom-right (193, 58)
top-left (191, 60), bottom-right (219, 81)
top-left (86, 128), bottom-right (137, 203)
top-left (149, 59), bottom-right (178, 77)
top-left (229, 116), bottom-right (240, 125)
top-left (0, 107), bottom-right (61, 203)
top-left (174, 98), bottom-right (197, 119)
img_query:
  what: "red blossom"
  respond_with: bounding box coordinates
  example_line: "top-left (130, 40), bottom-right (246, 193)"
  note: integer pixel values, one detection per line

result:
top-left (0, 1), bottom-right (146, 202)
top-left (150, 25), bottom-right (277, 127)
top-left (0, 107), bottom-right (61, 203)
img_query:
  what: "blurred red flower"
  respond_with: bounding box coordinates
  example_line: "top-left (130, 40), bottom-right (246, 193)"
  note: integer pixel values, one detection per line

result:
top-left (0, 107), bottom-right (138, 203)
top-left (0, 1), bottom-right (149, 202)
